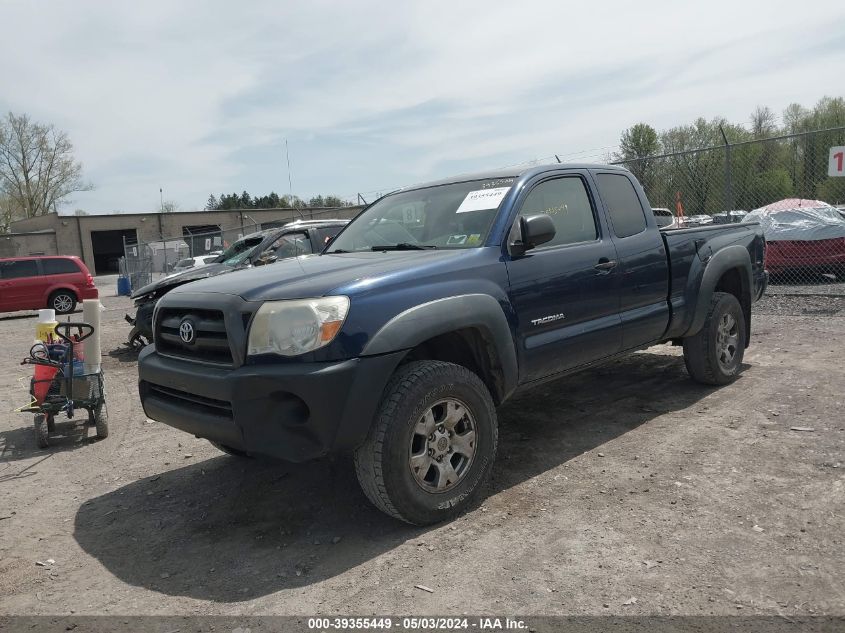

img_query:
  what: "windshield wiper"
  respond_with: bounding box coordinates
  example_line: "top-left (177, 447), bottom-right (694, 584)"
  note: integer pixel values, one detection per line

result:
top-left (371, 243), bottom-right (437, 251)
top-left (327, 249), bottom-right (350, 253)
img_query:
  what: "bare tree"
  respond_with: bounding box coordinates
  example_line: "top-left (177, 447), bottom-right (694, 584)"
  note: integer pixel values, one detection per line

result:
top-left (0, 192), bottom-right (22, 232)
top-left (160, 200), bottom-right (179, 213)
top-left (0, 112), bottom-right (91, 220)
top-left (750, 106), bottom-right (777, 138)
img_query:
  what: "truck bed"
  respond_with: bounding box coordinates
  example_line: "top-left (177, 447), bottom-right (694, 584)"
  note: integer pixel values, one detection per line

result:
top-left (661, 222), bottom-right (767, 342)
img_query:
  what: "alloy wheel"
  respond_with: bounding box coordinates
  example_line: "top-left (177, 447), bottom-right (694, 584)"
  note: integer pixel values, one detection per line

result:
top-left (716, 312), bottom-right (739, 371)
top-left (408, 398), bottom-right (477, 493)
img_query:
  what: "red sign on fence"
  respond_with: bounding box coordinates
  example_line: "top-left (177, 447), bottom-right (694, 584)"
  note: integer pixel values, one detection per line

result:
top-left (830, 146), bottom-right (845, 177)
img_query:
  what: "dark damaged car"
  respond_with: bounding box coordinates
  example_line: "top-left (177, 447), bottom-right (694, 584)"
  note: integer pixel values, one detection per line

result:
top-left (126, 219), bottom-right (347, 347)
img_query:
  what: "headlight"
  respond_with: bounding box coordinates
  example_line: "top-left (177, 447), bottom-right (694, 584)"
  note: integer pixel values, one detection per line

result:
top-left (247, 296), bottom-right (350, 357)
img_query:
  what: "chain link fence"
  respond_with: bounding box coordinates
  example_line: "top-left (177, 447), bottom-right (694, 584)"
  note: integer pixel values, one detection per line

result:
top-left (613, 127), bottom-right (845, 295)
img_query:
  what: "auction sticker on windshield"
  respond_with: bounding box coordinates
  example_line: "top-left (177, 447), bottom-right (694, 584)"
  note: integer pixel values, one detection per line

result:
top-left (456, 187), bottom-right (511, 213)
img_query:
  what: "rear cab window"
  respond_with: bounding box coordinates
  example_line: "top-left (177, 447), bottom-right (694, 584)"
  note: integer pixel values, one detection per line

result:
top-left (596, 173), bottom-right (648, 238)
top-left (42, 258), bottom-right (82, 275)
top-left (0, 259), bottom-right (39, 279)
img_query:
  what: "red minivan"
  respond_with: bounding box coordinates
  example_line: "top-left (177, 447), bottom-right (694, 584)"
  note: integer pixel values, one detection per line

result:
top-left (0, 256), bottom-right (98, 314)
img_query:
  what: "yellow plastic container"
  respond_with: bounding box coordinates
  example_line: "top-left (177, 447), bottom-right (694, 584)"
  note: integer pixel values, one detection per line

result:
top-left (35, 309), bottom-right (58, 344)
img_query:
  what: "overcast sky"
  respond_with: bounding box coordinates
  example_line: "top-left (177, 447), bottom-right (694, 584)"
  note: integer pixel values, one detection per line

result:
top-left (1, 0), bottom-right (843, 214)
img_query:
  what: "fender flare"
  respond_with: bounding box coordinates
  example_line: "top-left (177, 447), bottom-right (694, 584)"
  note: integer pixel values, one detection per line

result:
top-left (687, 245), bottom-right (752, 339)
top-left (362, 294), bottom-right (518, 400)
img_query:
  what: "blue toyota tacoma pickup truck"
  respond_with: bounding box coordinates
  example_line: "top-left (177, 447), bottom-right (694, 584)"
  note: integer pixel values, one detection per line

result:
top-left (138, 164), bottom-right (767, 525)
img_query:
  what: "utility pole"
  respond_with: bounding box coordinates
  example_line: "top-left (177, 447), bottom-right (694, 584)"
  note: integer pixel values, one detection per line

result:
top-left (158, 187), bottom-right (167, 275)
top-left (285, 139), bottom-right (304, 220)
top-left (285, 139), bottom-right (293, 201)
top-left (719, 126), bottom-right (734, 211)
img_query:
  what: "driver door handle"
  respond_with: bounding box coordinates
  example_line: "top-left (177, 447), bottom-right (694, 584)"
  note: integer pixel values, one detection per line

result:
top-left (594, 258), bottom-right (618, 274)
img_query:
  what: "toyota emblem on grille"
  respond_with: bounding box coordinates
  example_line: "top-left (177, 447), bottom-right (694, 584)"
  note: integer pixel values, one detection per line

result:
top-left (179, 319), bottom-right (196, 344)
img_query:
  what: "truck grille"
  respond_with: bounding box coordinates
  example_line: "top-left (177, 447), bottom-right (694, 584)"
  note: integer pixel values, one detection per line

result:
top-left (156, 308), bottom-right (233, 365)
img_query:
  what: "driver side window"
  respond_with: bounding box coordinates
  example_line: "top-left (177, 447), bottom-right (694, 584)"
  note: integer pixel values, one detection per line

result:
top-left (268, 232), bottom-right (313, 258)
top-left (518, 177), bottom-right (597, 248)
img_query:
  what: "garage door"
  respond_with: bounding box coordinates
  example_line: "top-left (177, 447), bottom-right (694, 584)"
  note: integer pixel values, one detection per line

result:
top-left (90, 229), bottom-right (138, 274)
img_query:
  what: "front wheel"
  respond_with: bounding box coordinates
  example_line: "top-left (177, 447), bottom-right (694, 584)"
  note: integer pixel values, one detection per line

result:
top-left (34, 414), bottom-right (50, 448)
top-left (683, 292), bottom-right (746, 385)
top-left (354, 360), bottom-right (498, 525)
top-left (128, 326), bottom-right (151, 350)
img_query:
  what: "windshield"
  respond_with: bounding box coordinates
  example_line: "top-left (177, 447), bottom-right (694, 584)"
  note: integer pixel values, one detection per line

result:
top-left (214, 236), bottom-right (264, 265)
top-left (327, 178), bottom-right (515, 252)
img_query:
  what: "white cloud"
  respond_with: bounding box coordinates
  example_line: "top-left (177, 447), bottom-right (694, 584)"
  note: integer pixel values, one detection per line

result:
top-left (0, 0), bottom-right (842, 211)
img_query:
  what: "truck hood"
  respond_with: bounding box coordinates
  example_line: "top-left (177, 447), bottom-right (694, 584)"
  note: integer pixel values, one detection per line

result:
top-left (131, 263), bottom-right (236, 298)
top-left (167, 250), bottom-right (471, 302)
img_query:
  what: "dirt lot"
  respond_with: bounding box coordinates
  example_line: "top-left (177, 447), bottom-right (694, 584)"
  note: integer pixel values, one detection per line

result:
top-left (0, 286), bottom-right (843, 617)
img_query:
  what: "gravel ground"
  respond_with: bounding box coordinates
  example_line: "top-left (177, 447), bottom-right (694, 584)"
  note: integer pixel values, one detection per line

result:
top-left (770, 284), bottom-right (845, 296)
top-left (755, 294), bottom-right (845, 317)
top-left (0, 286), bottom-right (843, 617)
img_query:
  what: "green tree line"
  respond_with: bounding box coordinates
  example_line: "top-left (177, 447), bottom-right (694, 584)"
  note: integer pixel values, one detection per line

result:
top-left (614, 96), bottom-right (845, 214)
top-left (205, 191), bottom-right (352, 211)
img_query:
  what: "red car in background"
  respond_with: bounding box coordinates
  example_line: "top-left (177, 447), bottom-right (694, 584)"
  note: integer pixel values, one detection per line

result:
top-left (0, 256), bottom-right (98, 314)
top-left (743, 200), bottom-right (845, 278)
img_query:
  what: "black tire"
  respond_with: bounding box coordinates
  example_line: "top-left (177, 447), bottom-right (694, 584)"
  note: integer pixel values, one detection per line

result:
top-left (49, 290), bottom-right (77, 314)
top-left (683, 292), bottom-right (746, 385)
top-left (34, 414), bottom-right (49, 448)
top-left (354, 360), bottom-right (498, 525)
top-left (210, 441), bottom-right (251, 457)
top-left (128, 327), bottom-right (151, 350)
top-left (92, 405), bottom-right (109, 439)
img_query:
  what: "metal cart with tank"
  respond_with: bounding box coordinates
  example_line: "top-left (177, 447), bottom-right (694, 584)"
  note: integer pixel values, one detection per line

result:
top-left (20, 322), bottom-right (108, 448)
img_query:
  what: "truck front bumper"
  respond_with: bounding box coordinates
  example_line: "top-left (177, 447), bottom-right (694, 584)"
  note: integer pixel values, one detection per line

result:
top-left (138, 347), bottom-right (405, 462)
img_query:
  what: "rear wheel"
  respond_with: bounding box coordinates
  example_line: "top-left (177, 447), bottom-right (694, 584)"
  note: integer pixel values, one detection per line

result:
top-left (34, 414), bottom-right (50, 448)
top-left (683, 292), bottom-right (746, 385)
top-left (49, 290), bottom-right (77, 314)
top-left (354, 360), bottom-right (498, 525)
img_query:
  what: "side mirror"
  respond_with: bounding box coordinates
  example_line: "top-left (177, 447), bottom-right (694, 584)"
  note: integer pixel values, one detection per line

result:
top-left (508, 214), bottom-right (556, 257)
